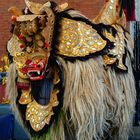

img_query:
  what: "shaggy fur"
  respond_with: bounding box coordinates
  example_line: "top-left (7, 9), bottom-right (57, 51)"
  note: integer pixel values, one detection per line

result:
top-left (58, 56), bottom-right (115, 140)
top-left (56, 31), bottom-right (136, 140)
top-left (5, 63), bottom-right (31, 139)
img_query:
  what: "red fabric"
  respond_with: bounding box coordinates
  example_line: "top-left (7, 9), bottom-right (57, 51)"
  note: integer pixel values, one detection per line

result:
top-left (130, 0), bottom-right (135, 21)
top-left (123, 0), bottom-right (135, 21)
top-left (0, 85), bottom-right (5, 103)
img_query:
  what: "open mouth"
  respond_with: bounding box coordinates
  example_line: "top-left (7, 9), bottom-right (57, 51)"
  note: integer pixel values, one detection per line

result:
top-left (27, 69), bottom-right (44, 80)
top-left (26, 61), bottom-right (45, 81)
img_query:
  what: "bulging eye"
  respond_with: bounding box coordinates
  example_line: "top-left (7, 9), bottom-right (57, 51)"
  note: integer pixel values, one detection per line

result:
top-left (37, 61), bottom-right (44, 69)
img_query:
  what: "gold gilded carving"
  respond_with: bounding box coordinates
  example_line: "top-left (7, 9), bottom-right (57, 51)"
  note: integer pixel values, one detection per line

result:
top-left (57, 18), bottom-right (106, 57)
top-left (16, 15), bottom-right (43, 22)
top-left (13, 53), bottom-right (29, 79)
top-left (103, 25), bottom-right (127, 70)
top-left (41, 8), bottom-right (55, 48)
top-left (103, 55), bottom-right (116, 65)
top-left (55, 2), bottom-right (69, 12)
top-left (24, 0), bottom-right (43, 15)
top-left (8, 7), bottom-right (22, 16)
top-left (26, 88), bottom-right (59, 132)
top-left (93, 0), bottom-right (126, 27)
top-left (7, 35), bottom-right (23, 57)
top-left (19, 89), bottom-right (32, 105)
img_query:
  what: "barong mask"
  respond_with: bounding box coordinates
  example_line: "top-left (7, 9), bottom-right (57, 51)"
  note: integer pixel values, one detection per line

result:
top-left (7, 1), bottom-right (62, 132)
top-left (6, 0), bottom-right (136, 139)
top-left (8, 1), bottom-right (55, 86)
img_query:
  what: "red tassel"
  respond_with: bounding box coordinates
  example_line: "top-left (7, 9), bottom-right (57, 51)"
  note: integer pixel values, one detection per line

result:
top-left (18, 34), bottom-right (23, 40)
top-left (19, 45), bottom-right (24, 49)
top-left (11, 16), bottom-right (17, 22)
top-left (45, 42), bottom-right (49, 49)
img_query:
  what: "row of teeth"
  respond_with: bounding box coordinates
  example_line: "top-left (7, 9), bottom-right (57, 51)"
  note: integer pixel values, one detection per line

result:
top-left (37, 71), bottom-right (40, 75)
top-left (27, 70), bottom-right (41, 76)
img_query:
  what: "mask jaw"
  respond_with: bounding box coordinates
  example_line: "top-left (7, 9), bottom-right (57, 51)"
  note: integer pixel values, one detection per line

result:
top-left (26, 59), bottom-right (47, 81)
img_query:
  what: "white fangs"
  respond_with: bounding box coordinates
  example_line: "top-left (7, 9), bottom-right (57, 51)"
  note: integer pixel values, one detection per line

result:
top-left (37, 71), bottom-right (40, 75)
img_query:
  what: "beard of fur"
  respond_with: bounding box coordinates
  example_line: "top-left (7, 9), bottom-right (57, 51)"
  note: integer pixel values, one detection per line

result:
top-left (6, 63), bottom-right (17, 109)
top-left (5, 63), bottom-right (31, 139)
top-left (57, 54), bottom-right (136, 140)
top-left (5, 63), bottom-right (65, 140)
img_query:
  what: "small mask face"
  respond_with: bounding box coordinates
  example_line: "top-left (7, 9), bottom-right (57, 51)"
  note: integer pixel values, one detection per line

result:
top-left (8, 0), bottom-right (58, 83)
top-left (15, 31), bottom-right (49, 81)
top-left (13, 46), bottom-right (48, 81)
top-left (8, 15), bottom-right (51, 81)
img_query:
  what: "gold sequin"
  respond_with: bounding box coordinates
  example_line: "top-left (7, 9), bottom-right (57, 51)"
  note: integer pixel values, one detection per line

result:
top-left (19, 89), bottom-right (32, 105)
top-left (103, 25), bottom-right (127, 70)
top-left (103, 55), bottom-right (116, 65)
top-left (57, 18), bottom-right (106, 57)
top-left (26, 88), bottom-right (59, 132)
